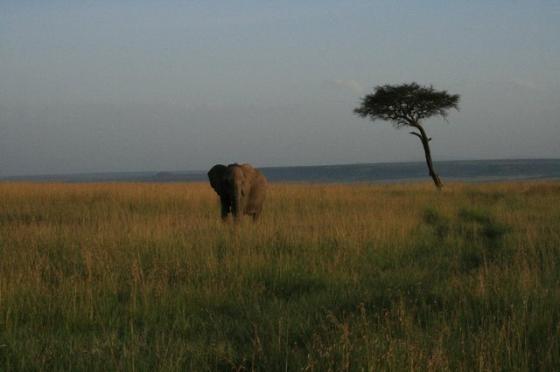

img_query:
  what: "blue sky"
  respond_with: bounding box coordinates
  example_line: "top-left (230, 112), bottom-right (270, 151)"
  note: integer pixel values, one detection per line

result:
top-left (1, 1), bottom-right (559, 175)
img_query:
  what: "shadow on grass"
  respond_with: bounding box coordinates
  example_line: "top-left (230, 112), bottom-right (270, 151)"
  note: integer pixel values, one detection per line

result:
top-left (422, 206), bottom-right (511, 273)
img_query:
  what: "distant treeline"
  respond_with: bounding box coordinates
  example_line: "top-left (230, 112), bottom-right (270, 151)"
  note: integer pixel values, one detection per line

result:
top-left (2, 159), bottom-right (560, 183)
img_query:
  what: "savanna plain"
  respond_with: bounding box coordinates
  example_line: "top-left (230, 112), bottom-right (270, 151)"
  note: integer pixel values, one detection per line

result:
top-left (0, 181), bottom-right (559, 371)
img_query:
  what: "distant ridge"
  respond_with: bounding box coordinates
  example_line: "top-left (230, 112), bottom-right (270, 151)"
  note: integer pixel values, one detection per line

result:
top-left (2, 159), bottom-right (559, 183)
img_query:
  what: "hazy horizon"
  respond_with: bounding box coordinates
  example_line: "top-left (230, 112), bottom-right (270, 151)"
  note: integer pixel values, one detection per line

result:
top-left (2, 1), bottom-right (559, 177)
top-left (3, 158), bottom-right (560, 181)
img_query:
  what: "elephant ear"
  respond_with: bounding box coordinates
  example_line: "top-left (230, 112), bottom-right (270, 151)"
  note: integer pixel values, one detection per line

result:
top-left (208, 164), bottom-right (227, 195)
top-left (238, 164), bottom-right (255, 196)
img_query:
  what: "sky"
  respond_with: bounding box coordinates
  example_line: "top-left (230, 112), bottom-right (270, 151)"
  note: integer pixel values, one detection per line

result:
top-left (1, 0), bottom-right (559, 176)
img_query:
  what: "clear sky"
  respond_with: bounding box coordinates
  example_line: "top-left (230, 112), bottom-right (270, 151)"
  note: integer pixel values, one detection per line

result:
top-left (1, 0), bottom-right (559, 176)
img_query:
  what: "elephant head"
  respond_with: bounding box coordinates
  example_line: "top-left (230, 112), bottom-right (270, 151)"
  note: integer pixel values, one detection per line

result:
top-left (208, 163), bottom-right (267, 221)
top-left (208, 164), bottom-right (228, 196)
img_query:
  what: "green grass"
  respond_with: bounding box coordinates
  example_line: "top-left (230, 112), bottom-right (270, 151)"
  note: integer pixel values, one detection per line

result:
top-left (0, 181), bottom-right (559, 370)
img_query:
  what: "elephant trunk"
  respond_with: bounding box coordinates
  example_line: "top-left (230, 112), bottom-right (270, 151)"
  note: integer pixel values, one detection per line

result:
top-left (231, 180), bottom-right (243, 218)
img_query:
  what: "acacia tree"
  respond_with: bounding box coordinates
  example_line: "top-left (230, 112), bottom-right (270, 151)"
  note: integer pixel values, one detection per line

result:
top-left (354, 83), bottom-right (460, 189)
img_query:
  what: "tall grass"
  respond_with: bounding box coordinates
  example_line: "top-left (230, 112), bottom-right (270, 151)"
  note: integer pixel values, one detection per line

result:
top-left (0, 181), bottom-right (559, 370)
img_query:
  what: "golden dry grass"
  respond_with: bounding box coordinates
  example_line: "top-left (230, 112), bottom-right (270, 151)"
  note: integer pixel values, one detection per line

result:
top-left (0, 181), bottom-right (559, 370)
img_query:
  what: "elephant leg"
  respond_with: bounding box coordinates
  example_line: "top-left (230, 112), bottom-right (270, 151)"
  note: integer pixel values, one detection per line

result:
top-left (220, 196), bottom-right (231, 221)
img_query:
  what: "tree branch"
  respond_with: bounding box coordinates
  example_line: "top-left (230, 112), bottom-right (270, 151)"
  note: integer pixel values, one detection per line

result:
top-left (409, 131), bottom-right (422, 141)
top-left (409, 129), bottom-right (432, 142)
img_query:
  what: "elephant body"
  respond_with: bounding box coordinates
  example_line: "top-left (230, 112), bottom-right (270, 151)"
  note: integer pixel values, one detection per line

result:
top-left (208, 163), bottom-right (267, 221)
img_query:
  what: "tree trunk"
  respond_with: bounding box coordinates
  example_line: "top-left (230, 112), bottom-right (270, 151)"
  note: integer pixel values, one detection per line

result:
top-left (412, 124), bottom-right (443, 189)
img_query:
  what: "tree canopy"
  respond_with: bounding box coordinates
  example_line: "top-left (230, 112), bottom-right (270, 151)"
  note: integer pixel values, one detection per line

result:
top-left (353, 83), bottom-right (460, 128)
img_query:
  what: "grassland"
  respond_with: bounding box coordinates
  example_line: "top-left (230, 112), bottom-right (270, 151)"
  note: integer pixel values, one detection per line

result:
top-left (0, 181), bottom-right (559, 371)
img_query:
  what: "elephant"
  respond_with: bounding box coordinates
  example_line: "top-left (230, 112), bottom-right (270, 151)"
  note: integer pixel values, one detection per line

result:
top-left (208, 163), bottom-right (267, 221)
